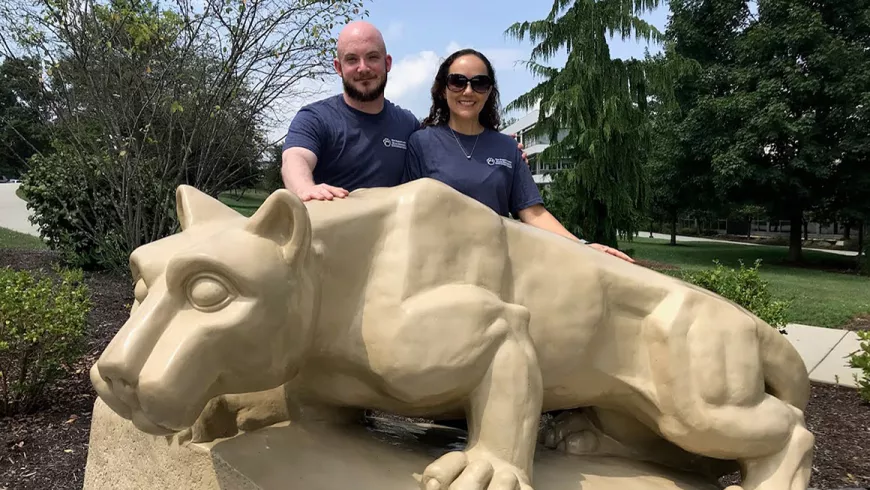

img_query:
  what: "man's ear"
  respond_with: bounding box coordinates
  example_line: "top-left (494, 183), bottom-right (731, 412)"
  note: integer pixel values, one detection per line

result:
top-left (244, 189), bottom-right (312, 262)
top-left (176, 185), bottom-right (242, 230)
top-left (385, 53), bottom-right (392, 73)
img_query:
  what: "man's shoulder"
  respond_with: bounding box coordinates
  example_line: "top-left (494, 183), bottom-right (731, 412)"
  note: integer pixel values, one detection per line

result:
top-left (384, 99), bottom-right (421, 127)
top-left (297, 94), bottom-right (345, 116)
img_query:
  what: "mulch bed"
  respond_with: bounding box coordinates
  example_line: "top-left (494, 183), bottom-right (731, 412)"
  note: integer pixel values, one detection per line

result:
top-left (0, 249), bottom-right (868, 490)
top-left (842, 314), bottom-right (870, 332)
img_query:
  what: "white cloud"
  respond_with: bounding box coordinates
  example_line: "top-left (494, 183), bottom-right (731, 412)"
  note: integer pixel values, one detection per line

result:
top-left (384, 50), bottom-right (441, 101)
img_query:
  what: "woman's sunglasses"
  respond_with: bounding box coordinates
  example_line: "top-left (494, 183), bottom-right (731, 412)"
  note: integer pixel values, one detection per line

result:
top-left (446, 74), bottom-right (493, 93)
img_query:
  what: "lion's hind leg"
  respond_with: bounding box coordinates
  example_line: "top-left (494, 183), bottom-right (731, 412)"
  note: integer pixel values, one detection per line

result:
top-left (643, 290), bottom-right (813, 490)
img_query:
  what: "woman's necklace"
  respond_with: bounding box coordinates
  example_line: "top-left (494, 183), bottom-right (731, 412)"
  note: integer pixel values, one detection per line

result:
top-left (449, 127), bottom-right (480, 160)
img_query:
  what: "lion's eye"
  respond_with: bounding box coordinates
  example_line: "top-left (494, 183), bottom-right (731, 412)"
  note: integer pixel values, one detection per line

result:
top-left (187, 276), bottom-right (231, 311)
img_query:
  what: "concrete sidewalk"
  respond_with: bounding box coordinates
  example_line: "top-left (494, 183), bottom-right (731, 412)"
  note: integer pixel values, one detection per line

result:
top-left (784, 323), bottom-right (866, 388)
top-left (639, 231), bottom-right (859, 257)
top-left (0, 182), bottom-right (40, 236)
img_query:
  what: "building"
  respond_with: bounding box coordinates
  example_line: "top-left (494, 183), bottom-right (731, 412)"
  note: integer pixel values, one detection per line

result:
top-left (500, 110), bottom-right (571, 186)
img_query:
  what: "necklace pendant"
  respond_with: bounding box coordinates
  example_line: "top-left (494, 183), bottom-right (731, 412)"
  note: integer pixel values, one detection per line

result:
top-left (466, 155), bottom-right (471, 159)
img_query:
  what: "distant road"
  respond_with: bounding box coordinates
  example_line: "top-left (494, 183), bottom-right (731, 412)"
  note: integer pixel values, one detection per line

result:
top-left (640, 232), bottom-right (858, 257)
top-left (0, 183), bottom-right (40, 236)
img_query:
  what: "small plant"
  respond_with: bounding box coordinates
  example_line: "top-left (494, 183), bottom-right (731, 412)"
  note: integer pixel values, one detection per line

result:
top-left (0, 265), bottom-right (91, 415)
top-left (847, 330), bottom-right (870, 402)
top-left (682, 259), bottom-right (789, 334)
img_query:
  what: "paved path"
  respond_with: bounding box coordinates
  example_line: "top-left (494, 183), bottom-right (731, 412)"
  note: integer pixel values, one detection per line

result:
top-left (784, 323), bottom-right (865, 388)
top-left (640, 231), bottom-right (859, 257)
top-left (0, 183), bottom-right (40, 236)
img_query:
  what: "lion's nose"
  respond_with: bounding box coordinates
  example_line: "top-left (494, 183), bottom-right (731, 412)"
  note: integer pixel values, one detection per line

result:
top-left (96, 357), bottom-right (142, 408)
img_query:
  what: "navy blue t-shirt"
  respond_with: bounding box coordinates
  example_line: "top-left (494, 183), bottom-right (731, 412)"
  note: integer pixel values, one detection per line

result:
top-left (282, 94), bottom-right (420, 191)
top-left (403, 125), bottom-right (544, 217)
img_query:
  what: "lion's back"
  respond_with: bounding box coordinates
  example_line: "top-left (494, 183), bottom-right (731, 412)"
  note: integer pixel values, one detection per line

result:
top-left (366, 178), bottom-right (517, 297)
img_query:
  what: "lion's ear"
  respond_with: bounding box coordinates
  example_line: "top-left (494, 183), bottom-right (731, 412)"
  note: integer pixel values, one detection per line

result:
top-left (176, 185), bottom-right (242, 230)
top-left (244, 189), bottom-right (312, 261)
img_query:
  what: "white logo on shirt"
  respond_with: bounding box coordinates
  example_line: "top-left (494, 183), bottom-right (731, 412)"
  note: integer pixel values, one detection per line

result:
top-left (486, 157), bottom-right (513, 169)
top-left (383, 138), bottom-right (407, 149)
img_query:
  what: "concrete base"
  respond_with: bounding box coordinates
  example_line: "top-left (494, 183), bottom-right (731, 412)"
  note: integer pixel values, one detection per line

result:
top-left (84, 398), bottom-right (721, 490)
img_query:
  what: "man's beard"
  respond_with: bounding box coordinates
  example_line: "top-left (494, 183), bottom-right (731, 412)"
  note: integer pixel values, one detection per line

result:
top-left (343, 73), bottom-right (388, 103)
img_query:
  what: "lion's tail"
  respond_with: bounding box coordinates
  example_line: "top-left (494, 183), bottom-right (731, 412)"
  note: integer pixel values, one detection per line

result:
top-left (756, 318), bottom-right (811, 411)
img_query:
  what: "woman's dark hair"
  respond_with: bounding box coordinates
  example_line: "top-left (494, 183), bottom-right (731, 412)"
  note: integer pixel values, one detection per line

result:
top-left (422, 48), bottom-right (501, 130)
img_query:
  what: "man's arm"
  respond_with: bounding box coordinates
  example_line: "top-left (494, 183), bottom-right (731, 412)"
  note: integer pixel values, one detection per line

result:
top-left (281, 107), bottom-right (348, 201)
top-left (281, 147), bottom-right (347, 201)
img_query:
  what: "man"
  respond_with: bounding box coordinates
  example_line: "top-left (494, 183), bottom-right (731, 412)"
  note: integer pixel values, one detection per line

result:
top-left (281, 21), bottom-right (417, 202)
top-left (281, 21), bottom-right (632, 262)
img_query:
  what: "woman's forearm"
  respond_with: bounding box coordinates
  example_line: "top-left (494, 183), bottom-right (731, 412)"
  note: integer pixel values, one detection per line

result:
top-left (517, 204), bottom-right (586, 243)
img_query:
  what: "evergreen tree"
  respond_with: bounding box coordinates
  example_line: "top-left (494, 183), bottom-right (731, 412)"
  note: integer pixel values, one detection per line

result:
top-left (505, 0), bottom-right (670, 247)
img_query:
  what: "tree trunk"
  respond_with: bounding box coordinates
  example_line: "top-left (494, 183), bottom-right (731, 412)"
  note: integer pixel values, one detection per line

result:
top-left (788, 209), bottom-right (803, 263)
top-left (591, 200), bottom-right (617, 248)
top-left (803, 221), bottom-right (809, 241)
top-left (844, 222), bottom-right (852, 240)
top-left (858, 220), bottom-right (865, 260)
top-left (670, 210), bottom-right (678, 246)
top-left (746, 218), bottom-right (751, 238)
top-left (834, 221), bottom-right (839, 235)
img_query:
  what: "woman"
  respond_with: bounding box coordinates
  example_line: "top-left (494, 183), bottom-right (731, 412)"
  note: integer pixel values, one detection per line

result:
top-left (403, 48), bottom-right (632, 262)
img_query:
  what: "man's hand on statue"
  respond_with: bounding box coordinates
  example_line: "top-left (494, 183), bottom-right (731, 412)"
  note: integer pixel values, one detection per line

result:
top-left (587, 243), bottom-right (635, 263)
top-left (296, 183), bottom-right (349, 202)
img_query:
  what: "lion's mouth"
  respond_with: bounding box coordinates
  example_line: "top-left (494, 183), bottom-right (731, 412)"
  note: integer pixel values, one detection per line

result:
top-left (89, 363), bottom-right (184, 436)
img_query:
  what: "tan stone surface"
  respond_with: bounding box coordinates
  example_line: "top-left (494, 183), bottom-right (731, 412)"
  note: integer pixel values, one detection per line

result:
top-left (85, 396), bottom-right (720, 490)
top-left (84, 398), bottom-right (223, 489)
top-left (87, 180), bottom-right (816, 490)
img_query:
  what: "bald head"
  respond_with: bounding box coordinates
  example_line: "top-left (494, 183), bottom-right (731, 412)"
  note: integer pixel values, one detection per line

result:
top-left (334, 20), bottom-right (391, 105)
top-left (336, 21), bottom-right (386, 59)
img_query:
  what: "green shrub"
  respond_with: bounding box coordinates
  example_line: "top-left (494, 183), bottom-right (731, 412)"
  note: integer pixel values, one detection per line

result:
top-left (21, 147), bottom-right (121, 269)
top-left (21, 144), bottom-right (174, 271)
top-left (0, 266), bottom-right (91, 415)
top-left (682, 259), bottom-right (789, 334)
top-left (849, 330), bottom-right (870, 402)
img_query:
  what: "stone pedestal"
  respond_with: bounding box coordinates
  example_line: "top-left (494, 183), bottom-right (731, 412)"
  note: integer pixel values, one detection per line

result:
top-left (84, 398), bottom-right (721, 490)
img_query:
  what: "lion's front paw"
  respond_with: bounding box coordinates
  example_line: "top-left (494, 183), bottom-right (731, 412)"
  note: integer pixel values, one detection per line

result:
top-left (420, 449), bottom-right (533, 490)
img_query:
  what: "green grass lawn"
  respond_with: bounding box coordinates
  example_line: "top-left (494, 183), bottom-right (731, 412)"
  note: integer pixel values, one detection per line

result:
top-left (218, 189), bottom-right (269, 217)
top-left (0, 227), bottom-right (47, 250)
top-left (619, 237), bottom-right (870, 329)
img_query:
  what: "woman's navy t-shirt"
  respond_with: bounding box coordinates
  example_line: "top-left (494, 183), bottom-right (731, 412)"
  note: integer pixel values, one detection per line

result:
top-left (402, 125), bottom-right (544, 217)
